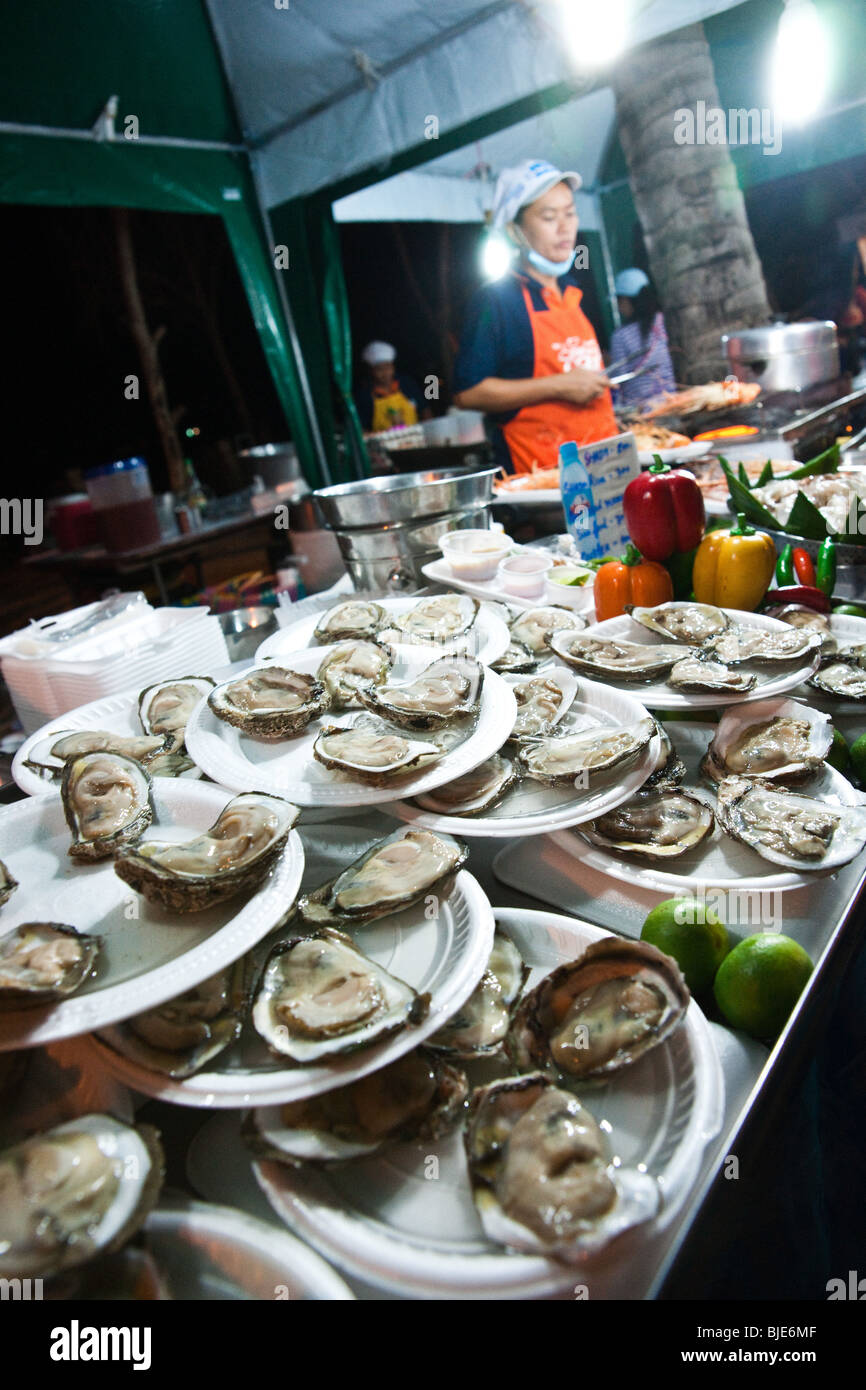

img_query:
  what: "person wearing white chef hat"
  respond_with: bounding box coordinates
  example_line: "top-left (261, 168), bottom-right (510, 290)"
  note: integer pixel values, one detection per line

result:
top-left (453, 159), bottom-right (615, 474)
top-left (356, 340), bottom-right (424, 433)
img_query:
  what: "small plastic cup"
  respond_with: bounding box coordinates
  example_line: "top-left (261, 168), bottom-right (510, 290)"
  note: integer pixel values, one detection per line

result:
top-left (545, 564), bottom-right (594, 610)
top-left (498, 550), bottom-right (550, 598)
top-left (439, 528), bottom-right (513, 581)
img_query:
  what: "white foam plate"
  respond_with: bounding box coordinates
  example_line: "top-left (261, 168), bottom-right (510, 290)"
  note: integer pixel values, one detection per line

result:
top-left (583, 605), bottom-right (821, 709)
top-left (253, 907), bottom-right (723, 1301)
top-left (84, 845), bottom-right (495, 1108)
top-left (384, 675), bottom-right (661, 838)
top-left (422, 556), bottom-right (595, 617)
top-left (0, 781), bottom-right (304, 1052)
top-left (184, 647), bottom-right (517, 807)
top-left (555, 716), bottom-right (866, 894)
top-left (492, 487), bottom-right (561, 507)
top-left (636, 443), bottom-right (708, 465)
top-left (260, 596), bottom-right (510, 667)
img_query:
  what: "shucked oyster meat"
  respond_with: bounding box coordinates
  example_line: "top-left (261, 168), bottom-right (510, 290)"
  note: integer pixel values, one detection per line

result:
top-left (393, 593), bottom-right (479, 642)
top-left (507, 669), bottom-right (578, 743)
top-left (463, 1073), bottom-right (659, 1263)
top-left (208, 667), bottom-right (329, 739)
top-left (413, 753), bottom-right (518, 817)
top-left (96, 961), bottom-right (248, 1078)
top-left (809, 655), bottom-right (866, 701)
top-left (702, 700), bottom-right (832, 785)
top-left (516, 717), bottom-right (655, 785)
top-left (62, 752), bottom-right (153, 861)
top-left (0, 859), bottom-right (18, 908)
top-left (547, 632), bottom-right (688, 682)
top-left (0, 923), bottom-right (101, 1005)
top-left (316, 640), bottom-right (393, 710)
top-left (114, 792), bottom-right (299, 913)
top-left (666, 656), bottom-right (756, 694)
top-left (509, 605), bottom-right (585, 654)
top-left (701, 625), bottom-right (821, 666)
top-left (138, 676), bottom-right (215, 752)
top-left (629, 601), bottom-right (730, 645)
top-left (298, 827), bottom-right (466, 927)
top-left (582, 789), bottom-right (714, 859)
top-left (428, 929), bottom-right (529, 1058)
top-left (715, 776), bottom-right (866, 871)
top-left (252, 927), bottom-right (429, 1063)
top-left (313, 600), bottom-right (387, 644)
top-left (312, 715), bottom-right (444, 784)
top-left (356, 656), bottom-right (483, 729)
top-left (24, 729), bottom-right (170, 784)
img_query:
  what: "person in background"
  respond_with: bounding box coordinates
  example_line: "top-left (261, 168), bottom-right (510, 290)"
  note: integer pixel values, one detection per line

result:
top-left (608, 268), bottom-right (677, 409)
top-left (355, 341), bottom-right (426, 433)
top-left (452, 160), bottom-right (614, 475)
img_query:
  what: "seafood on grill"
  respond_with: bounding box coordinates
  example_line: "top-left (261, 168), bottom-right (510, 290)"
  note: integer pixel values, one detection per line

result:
top-left (640, 379), bottom-right (761, 418)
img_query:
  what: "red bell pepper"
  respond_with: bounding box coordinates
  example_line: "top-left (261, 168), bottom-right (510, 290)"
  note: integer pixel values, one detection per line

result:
top-left (622, 458), bottom-right (706, 562)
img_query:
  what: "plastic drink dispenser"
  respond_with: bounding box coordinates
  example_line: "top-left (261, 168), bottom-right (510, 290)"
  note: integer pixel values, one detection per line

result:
top-left (84, 458), bottom-right (162, 553)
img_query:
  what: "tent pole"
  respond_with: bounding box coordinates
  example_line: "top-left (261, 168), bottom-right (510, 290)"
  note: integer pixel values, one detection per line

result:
top-left (594, 191), bottom-right (621, 332)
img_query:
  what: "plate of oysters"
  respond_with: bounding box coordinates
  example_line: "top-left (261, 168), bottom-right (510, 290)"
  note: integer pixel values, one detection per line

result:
top-left (385, 673), bottom-right (665, 838)
top-left (183, 645), bottom-right (516, 807)
top-left (85, 822), bottom-right (495, 1108)
top-left (250, 907), bottom-right (723, 1300)
top-left (555, 698), bottom-right (866, 894)
top-left (773, 608), bottom-right (866, 714)
top-left (551, 602), bottom-right (823, 710)
top-left (13, 673), bottom-right (218, 798)
top-left (260, 593), bottom-right (510, 666)
top-left (0, 773), bottom-right (304, 1049)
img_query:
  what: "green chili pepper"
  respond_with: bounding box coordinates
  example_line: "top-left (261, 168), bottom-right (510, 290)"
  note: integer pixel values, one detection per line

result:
top-left (776, 544), bottom-right (795, 587)
top-left (816, 538), bottom-right (837, 597)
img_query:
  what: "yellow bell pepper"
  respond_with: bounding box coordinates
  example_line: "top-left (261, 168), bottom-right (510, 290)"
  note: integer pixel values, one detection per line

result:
top-left (692, 514), bottom-right (777, 611)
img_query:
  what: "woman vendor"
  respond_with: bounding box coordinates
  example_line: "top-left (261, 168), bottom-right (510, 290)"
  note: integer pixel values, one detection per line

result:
top-left (453, 160), bottom-right (615, 475)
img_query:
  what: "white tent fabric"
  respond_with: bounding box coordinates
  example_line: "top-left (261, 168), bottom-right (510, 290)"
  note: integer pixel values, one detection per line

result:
top-left (206, 0), bottom-right (749, 210)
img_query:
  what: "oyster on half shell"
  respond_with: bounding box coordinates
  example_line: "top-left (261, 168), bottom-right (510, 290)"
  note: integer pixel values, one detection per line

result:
top-left (428, 929), bottom-right (529, 1058)
top-left (629, 601), bottom-right (730, 645)
top-left (491, 641), bottom-right (537, 675)
top-left (313, 600), bottom-right (386, 644)
top-left (208, 667), bottom-right (329, 739)
top-left (547, 632), bottom-right (688, 682)
top-left (24, 729), bottom-right (170, 784)
top-left (62, 752), bottom-right (153, 861)
top-left (666, 657), bottom-right (756, 694)
top-left (312, 716), bottom-right (444, 784)
top-left (316, 640), bottom-right (393, 710)
top-left (356, 655), bottom-right (483, 729)
top-left (138, 676), bottom-right (215, 752)
top-left (509, 605), bottom-right (586, 654)
top-left (715, 776), bottom-right (866, 871)
top-left (516, 717), bottom-right (655, 786)
top-left (413, 753), bottom-right (518, 817)
top-left (298, 828), bottom-right (466, 927)
top-left (808, 655), bottom-right (866, 701)
top-left (0, 923), bottom-right (101, 1005)
top-left (701, 626), bottom-right (821, 666)
top-left (0, 859), bottom-right (18, 908)
top-left (507, 669), bottom-right (578, 743)
top-left (393, 593), bottom-right (479, 643)
top-left (702, 700), bottom-right (832, 786)
top-left (581, 790), bottom-right (714, 859)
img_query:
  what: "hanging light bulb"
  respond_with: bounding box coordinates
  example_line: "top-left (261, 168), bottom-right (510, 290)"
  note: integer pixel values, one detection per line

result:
top-left (771, 0), bottom-right (830, 126)
top-left (481, 229), bottom-right (513, 281)
top-left (557, 0), bottom-right (629, 70)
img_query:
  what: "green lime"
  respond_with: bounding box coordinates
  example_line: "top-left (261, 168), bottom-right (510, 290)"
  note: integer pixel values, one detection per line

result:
top-left (713, 933), bottom-right (813, 1040)
top-left (640, 897), bottom-right (731, 996)
top-left (849, 731), bottom-right (866, 783)
top-left (832, 604), bottom-right (866, 618)
top-left (827, 727), bottom-right (850, 774)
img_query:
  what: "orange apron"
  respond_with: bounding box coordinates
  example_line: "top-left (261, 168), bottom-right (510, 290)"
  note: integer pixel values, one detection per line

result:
top-left (502, 280), bottom-right (617, 474)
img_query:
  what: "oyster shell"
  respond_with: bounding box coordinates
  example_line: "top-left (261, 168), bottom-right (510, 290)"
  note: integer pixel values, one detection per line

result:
top-left (808, 655), bottom-right (866, 701)
top-left (508, 938), bottom-right (690, 1083)
top-left (516, 717), bottom-right (656, 786)
top-left (24, 729), bottom-right (170, 784)
top-left (0, 923), bottom-right (101, 1005)
top-left (490, 641), bottom-right (537, 675)
top-left (428, 929), bottom-right (529, 1057)
top-left (138, 676), bottom-right (215, 751)
top-left (298, 828), bottom-right (466, 927)
top-left (413, 754), bottom-right (518, 817)
top-left (715, 776), bottom-right (866, 870)
top-left (764, 604), bottom-right (836, 653)
top-left (208, 667), bottom-right (329, 739)
top-left (666, 657), bottom-right (757, 694)
top-left (315, 640), bottom-right (393, 710)
top-left (312, 716), bottom-right (443, 783)
top-left (547, 632), bottom-right (688, 682)
top-left (0, 859), bottom-right (18, 908)
top-left (393, 593), bottom-right (479, 642)
top-left (0, 1115), bottom-right (163, 1278)
top-left (251, 927), bottom-right (429, 1063)
top-left (509, 605), bottom-right (586, 654)
top-left (702, 699), bottom-right (832, 785)
top-left (507, 669), bottom-right (578, 743)
top-left (96, 961), bottom-right (248, 1078)
top-left (313, 600), bottom-right (387, 643)
top-left (463, 1073), bottom-right (659, 1262)
top-left (62, 752), bottom-right (153, 861)
top-left (629, 601), bottom-right (730, 645)
top-left (582, 790), bottom-right (714, 859)
top-left (245, 1048), bottom-right (468, 1163)
top-left (356, 655), bottom-right (483, 729)
top-left (642, 721), bottom-right (686, 790)
top-left (701, 626), bottom-right (821, 666)
top-left (113, 792), bottom-right (299, 913)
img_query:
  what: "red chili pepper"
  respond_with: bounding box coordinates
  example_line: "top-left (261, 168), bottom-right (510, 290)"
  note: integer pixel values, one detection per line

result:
top-left (622, 458), bottom-right (706, 562)
top-left (791, 548), bottom-right (816, 587)
top-left (761, 585), bottom-right (831, 614)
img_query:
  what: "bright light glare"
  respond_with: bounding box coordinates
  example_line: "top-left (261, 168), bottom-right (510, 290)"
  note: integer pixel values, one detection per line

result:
top-left (557, 0), bottom-right (628, 69)
top-left (482, 232), bottom-right (513, 281)
top-left (771, 0), bottom-right (829, 125)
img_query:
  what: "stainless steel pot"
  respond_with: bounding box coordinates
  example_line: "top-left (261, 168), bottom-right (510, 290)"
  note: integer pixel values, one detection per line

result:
top-left (334, 505), bottom-right (491, 592)
top-left (313, 466), bottom-right (499, 529)
top-left (722, 322), bottom-right (839, 393)
top-left (238, 442), bottom-right (303, 491)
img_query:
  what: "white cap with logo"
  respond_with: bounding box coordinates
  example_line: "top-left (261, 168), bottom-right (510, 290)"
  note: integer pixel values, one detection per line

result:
top-left (491, 160), bottom-right (582, 228)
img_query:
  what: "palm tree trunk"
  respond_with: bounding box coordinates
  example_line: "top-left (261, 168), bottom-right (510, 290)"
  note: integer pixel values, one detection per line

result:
top-left (612, 23), bottom-right (771, 383)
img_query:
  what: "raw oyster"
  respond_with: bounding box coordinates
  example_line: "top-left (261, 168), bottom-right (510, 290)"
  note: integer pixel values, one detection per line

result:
top-left (356, 655), bottom-right (483, 729)
top-left (642, 722), bottom-right (686, 790)
top-left (114, 792), bottom-right (299, 913)
top-left (547, 632), bottom-right (688, 682)
top-left (24, 729), bottom-right (169, 784)
top-left (62, 752), bottom-right (153, 861)
top-left (428, 929), bottom-right (529, 1057)
top-left (765, 604), bottom-right (836, 653)
top-left (509, 605), bottom-right (586, 654)
top-left (313, 600), bottom-right (387, 643)
top-left (413, 754), bottom-right (518, 817)
top-left (298, 828), bottom-right (466, 927)
top-left (582, 790), bottom-right (714, 859)
top-left (491, 641), bottom-right (537, 675)
top-left (138, 676), bottom-right (215, 751)
top-left (701, 626), bottom-right (821, 666)
top-left (808, 656), bottom-right (866, 701)
top-left (508, 938), bottom-right (689, 1083)
top-left (0, 1115), bottom-right (163, 1278)
top-left (666, 657), bottom-right (756, 694)
top-left (315, 640), bottom-right (393, 710)
top-left (0, 923), bottom-right (101, 1005)
top-left (208, 667), bottom-right (329, 739)
top-left (507, 669), bottom-right (578, 743)
top-left (516, 717), bottom-right (655, 786)
top-left (629, 601), bottom-right (730, 645)
top-left (463, 1073), bottom-right (659, 1262)
top-left (245, 1048), bottom-right (468, 1163)
top-left (312, 716), bottom-right (443, 783)
top-left (0, 859), bottom-right (17, 908)
top-left (252, 927), bottom-right (429, 1063)
top-left (393, 593), bottom-right (478, 642)
top-left (702, 699), bottom-right (832, 785)
top-left (715, 776), bottom-right (866, 870)
top-left (96, 961), bottom-right (248, 1078)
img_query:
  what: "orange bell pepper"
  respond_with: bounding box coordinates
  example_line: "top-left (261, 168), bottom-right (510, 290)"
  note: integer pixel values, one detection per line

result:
top-left (594, 544), bottom-right (674, 622)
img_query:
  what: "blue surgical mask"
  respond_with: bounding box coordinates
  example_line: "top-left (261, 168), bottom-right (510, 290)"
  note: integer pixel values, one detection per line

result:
top-left (526, 247), bottom-right (575, 277)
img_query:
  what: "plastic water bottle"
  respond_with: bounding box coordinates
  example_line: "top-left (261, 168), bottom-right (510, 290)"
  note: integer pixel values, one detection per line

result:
top-left (559, 442), bottom-right (598, 555)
